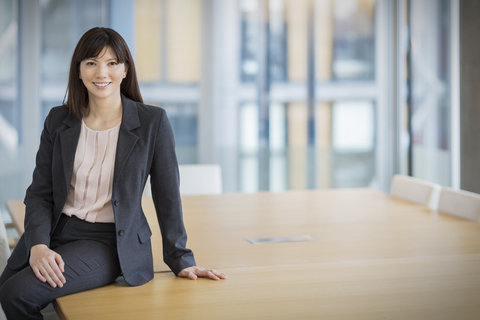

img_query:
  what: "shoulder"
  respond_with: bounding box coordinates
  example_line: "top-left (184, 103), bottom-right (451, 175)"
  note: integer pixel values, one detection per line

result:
top-left (131, 101), bottom-right (171, 130)
top-left (135, 102), bottom-right (167, 120)
top-left (43, 105), bottom-right (70, 129)
top-left (121, 95), bottom-right (172, 135)
top-left (131, 102), bottom-right (175, 144)
top-left (46, 105), bottom-right (69, 119)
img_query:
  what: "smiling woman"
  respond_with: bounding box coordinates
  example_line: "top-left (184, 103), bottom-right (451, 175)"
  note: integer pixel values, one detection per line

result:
top-left (0, 27), bottom-right (226, 320)
top-left (65, 28), bottom-right (142, 120)
top-left (79, 47), bottom-right (127, 131)
top-left (79, 48), bottom-right (127, 100)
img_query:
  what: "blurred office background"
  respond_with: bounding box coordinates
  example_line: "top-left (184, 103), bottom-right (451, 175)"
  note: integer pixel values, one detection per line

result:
top-left (2, 0), bottom-right (476, 223)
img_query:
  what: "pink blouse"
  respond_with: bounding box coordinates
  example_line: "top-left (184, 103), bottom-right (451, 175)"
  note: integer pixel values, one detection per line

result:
top-left (62, 120), bottom-right (121, 223)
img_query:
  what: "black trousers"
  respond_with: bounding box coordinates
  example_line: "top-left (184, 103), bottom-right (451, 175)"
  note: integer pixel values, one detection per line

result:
top-left (0, 214), bottom-right (121, 320)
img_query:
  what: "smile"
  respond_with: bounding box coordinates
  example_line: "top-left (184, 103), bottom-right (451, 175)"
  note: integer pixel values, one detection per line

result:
top-left (93, 82), bottom-right (111, 88)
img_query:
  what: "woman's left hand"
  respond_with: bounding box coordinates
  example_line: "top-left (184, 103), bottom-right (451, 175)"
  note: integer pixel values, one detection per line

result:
top-left (178, 266), bottom-right (228, 280)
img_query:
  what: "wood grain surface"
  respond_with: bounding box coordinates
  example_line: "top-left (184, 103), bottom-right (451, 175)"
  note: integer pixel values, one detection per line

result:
top-left (55, 255), bottom-right (480, 320)
top-left (7, 189), bottom-right (480, 319)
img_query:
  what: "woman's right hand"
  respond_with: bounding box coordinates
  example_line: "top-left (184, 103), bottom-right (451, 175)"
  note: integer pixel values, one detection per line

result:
top-left (29, 244), bottom-right (66, 288)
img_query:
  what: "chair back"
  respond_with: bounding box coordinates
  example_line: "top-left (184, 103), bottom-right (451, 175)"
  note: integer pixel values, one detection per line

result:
top-left (438, 187), bottom-right (480, 221)
top-left (143, 164), bottom-right (222, 196)
top-left (179, 164), bottom-right (222, 195)
top-left (390, 174), bottom-right (441, 210)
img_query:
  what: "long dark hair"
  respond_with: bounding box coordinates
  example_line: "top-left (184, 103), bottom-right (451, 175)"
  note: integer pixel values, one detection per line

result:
top-left (64, 27), bottom-right (143, 118)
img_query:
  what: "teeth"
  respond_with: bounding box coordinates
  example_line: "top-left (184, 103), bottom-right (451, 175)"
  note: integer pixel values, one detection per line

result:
top-left (94, 82), bottom-right (110, 87)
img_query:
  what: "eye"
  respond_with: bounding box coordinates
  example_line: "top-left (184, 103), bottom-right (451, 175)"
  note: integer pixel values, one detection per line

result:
top-left (109, 61), bottom-right (118, 66)
top-left (85, 61), bottom-right (95, 66)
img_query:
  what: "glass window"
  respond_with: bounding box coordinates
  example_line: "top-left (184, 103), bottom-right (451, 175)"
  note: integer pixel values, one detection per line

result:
top-left (39, 0), bottom-right (201, 163)
top-left (134, 0), bottom-right (201, 164)
top-left (0, 0), bottom-right (18, 133)
top-left (0, 0), bottom-right (19, 223)
top-left (41, 0), bottom-right (108, 120)
top-left (135, 0), bottom-right (201, 84)
top-left (409, 0), bottom-right (451, 186)
top-left (331, 100), bottom-right (376, 187)
top-left (155, 102), bottom-right (198, 163)
top-left (239, 102), bottom-right (260, 192)
top-left (332, 0), bottom-right (375, 80)
top-left (285, 0), bottom-right (308, 83)
top-left (237, 0), bottom-right (377, 192)
top-left (269, 0), bottom-right (288, 82)
top-left (135, 0), bottom-right (162, 83)
top-left (240, 0), bottom-right (260, 82)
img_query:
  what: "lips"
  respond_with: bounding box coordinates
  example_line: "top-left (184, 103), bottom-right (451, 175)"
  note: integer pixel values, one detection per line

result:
top-left (93, 82), bottom-right (111, 88)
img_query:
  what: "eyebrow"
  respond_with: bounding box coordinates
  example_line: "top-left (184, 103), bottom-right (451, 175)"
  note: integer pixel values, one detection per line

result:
top-left (85, 58), bottom-right (118, 61)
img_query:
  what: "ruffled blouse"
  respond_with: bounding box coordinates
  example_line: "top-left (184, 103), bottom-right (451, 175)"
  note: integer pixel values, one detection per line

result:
top-left (62, 120), bottom-right (121, 223)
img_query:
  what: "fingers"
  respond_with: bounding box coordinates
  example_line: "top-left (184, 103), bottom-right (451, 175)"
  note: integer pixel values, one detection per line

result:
top-left (33, 264), bottom-right (62, 288)
top-left (32, 266), bottom-right (46, 283)
top-left (39, 259), bottom-right (66, 288)
top-left (179, 267), bottom-right (228, 281)
top-left (41, 266), bottom-right (61, 288)
top-left (55, 253), bottom-right (66, 274)
top-left (50, 253), bottom-right (66, 286)
top-left (206, 270), bottom-right (220, 280)
top-left (30, 248), bottom-right (66, 288)
top-left (196, 268), bottom-right (220, 280)
top-left (197, 267), bottom-right (228, 280)
top-left (204, 268), bottom-right (228, 280)
top-left (211, 269), bottom-right (228, 280)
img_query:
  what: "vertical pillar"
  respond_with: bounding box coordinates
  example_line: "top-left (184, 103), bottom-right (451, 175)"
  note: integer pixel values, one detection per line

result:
top-left (257, 0), bottom-right (270, 191)
top-left (199, 0), bottom-right (215, 164)
top-left (375, 0), bottom-right (398, 191)
top-left (306, 0), bottom-right (316, 189)
top-left (19, 0), bottom-right (41, 189)
top-left (459, 0), bottom-right (480, 193)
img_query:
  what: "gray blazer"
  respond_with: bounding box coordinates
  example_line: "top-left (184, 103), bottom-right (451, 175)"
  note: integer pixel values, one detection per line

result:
top-left (8, 95), bottom-right (195, 286)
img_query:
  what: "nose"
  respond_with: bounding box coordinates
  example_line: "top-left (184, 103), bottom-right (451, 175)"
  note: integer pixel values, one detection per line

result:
top-left (95, 64), bottom-right (108, 78)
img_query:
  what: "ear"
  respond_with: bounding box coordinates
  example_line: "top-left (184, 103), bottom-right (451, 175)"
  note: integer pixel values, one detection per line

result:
top-left (123, 65), bottom-right (128, 78)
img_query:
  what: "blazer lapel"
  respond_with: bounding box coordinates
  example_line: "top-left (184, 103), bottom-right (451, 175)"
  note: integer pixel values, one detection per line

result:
top-left (113, 95), bottom-right (141, 188)
top-left (59, 115), bottom-right (82, 192)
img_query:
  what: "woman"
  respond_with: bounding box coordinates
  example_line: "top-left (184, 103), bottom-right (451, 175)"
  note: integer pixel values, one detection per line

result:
top-left (0, 27), bottom-right (226, 319)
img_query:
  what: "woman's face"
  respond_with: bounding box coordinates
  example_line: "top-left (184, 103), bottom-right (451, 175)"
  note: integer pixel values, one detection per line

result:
top-left (79, 46), bottom-right (127, 104)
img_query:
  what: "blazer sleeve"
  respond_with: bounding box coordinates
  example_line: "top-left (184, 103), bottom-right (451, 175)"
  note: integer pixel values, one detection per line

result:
top-left (23, 109), bottom-right (56, 251)
top-left (149, 109), bottom-right (196, 275)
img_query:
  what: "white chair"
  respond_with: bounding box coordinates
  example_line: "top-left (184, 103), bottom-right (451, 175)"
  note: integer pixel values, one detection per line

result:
top-left (390, 174), bottom-right (441, 210)
top-left (143, 164), bottom-right (222, 196)
top-left (178, 164), bottom-right (222, 195)
top-left (438, 187), bottom-right (480, 221)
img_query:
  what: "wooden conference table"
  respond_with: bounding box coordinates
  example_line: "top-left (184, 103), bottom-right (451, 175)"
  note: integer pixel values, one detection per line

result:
top-left (7, 189), bottom-right (480, 319)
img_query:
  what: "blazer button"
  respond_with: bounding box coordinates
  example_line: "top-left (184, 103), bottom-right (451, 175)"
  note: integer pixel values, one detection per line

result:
top-left (114, 200), bottom-right (120, 206)
top-left (118, 230), bottom-right (125, 236)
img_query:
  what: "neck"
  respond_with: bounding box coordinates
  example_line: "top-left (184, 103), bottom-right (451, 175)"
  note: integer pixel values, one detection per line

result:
top-left (86, 94), bottom-right (123, 120)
